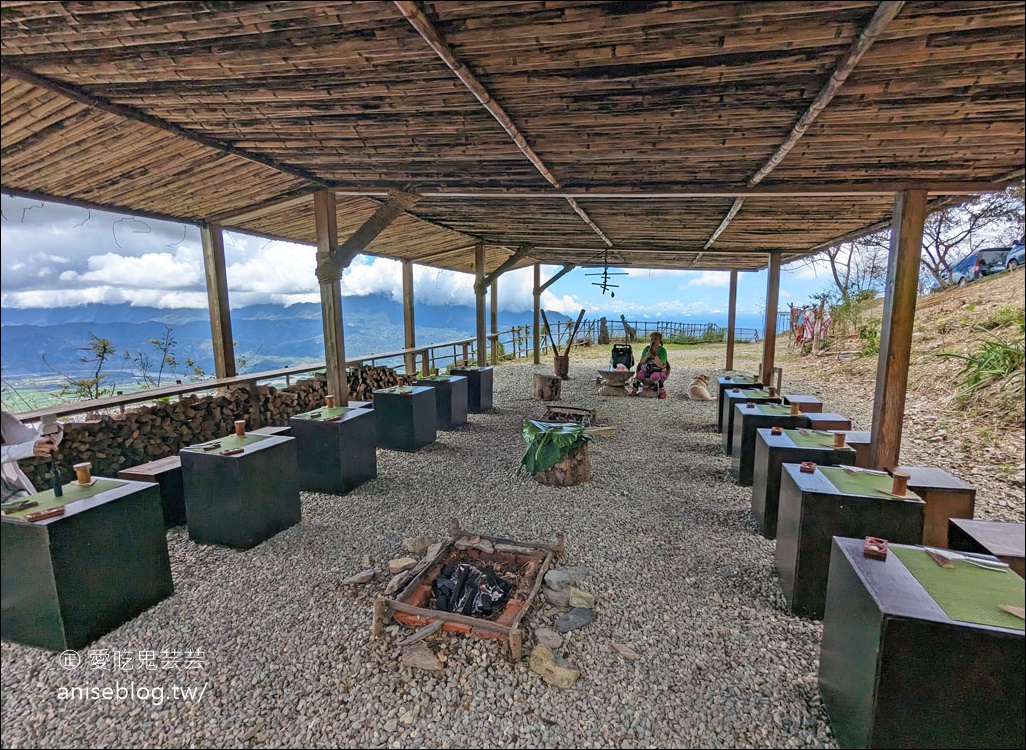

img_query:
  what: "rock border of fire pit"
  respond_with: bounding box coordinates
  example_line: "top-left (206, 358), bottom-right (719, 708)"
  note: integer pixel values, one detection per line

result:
top-left (372, 519), bottom-right (565, 662)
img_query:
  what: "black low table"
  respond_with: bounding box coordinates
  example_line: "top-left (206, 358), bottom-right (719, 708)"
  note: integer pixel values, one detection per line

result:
top-left (721, 388), bottom-right (781, 455)
top-left (896, 465), bottom-right (976, 549)
top-left (372, 385), bottom-right (437, 451)
top-left (782, 394), bottom-right (823, 413)
top-left (949, 519), bottom-right (1025, 578)
top-left (819, 537), bottom-right (1024, 749)
top-left (449, 366), bottom-right (493, 412)
top-left (752, 428), bottom-right (857, 538)
top-left (181, 433), bottom-right (300, 549)
top-left (731, 403), bottom-right (809, 486)
top-left (805, 412), bottom-right (852, 432)
top-left (2, 477), bottom-right (173, 651)
top-left (716, 375), bottom-right (761, 432)
top-left (414, 375), bottom-right (468, 430)
top-left (775, 463), bottom-right (924, 619)
top-left (289, 406), bottom-right (377, 494)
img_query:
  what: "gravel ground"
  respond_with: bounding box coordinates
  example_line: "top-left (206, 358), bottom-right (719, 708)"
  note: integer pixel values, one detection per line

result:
top-left (2, 355), bottom-right (840, 749)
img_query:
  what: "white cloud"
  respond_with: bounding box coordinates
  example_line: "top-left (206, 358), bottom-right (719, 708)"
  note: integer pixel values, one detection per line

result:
top-left (63, 249), bottom-right (204, 289)
top-left (685, 271), bottom-right (731, 288)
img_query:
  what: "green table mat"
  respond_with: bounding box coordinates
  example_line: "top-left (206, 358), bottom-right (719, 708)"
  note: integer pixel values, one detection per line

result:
top-left (740, 389), bottom-right (773, 399)
top-left (819, 466), bottom-right (911, 498)
top-left (181, 434), bottom-right (270, 453)
top-left (416, 375), bottom-right (452, 381)
top-left (786, 429), bottom-right (855, 451)
top-left (292, 406), bottom-right (356, 420)
top-left (893, 547), bottom-right (1025, 631)
top-left (722, 376), bottom-right (755, 384)
top-left (755, 403), bottom-right (794, 416)
top-left (4, 478), bottom-right (127, 519)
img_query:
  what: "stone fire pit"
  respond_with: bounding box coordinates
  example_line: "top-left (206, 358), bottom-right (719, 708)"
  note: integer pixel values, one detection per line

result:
top-left (373, 520), bottom-right (564, 661)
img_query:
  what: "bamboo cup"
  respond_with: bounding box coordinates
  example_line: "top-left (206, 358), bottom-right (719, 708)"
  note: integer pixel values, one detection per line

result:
top-left (833, 431), bottom-right (846, 448)
top-left (234, 420), bottom-right (246, 437)
top-left (790, 401), bottom-right (801, 415)
top-left (326, 394), bottom-right (336, 408)
top-left (768, 386), bottom-right (777, 397)
top-left (891, 470), bottom-right (910, 496)
top-left (73, 462), bottom-right (92, 484)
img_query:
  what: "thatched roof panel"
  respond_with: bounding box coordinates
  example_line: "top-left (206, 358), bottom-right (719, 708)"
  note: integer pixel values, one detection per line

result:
top-left (1, 1), bottom-right (1023, 273)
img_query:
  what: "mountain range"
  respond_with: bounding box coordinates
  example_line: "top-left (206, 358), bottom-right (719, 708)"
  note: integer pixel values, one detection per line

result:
top-left (0, 295), bottom-right (572, 378)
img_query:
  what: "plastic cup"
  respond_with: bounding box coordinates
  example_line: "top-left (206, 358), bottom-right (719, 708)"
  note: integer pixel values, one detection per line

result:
top-left (326, 394), bottom-right (336, 409)
top-left (234, 420), bottom-right (246, 437)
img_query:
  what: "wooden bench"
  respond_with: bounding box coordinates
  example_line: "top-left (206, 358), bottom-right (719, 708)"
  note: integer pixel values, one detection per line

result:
top-left (782, 394), bottom-right (824, 413)
top-left (252, 424), bottom-right (292, 437)
top-left (117, 455), bottom-right (185, 526)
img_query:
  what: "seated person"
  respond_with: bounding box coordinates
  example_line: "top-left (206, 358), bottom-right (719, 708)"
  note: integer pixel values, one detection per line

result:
top-left (633, 332), bottom-right (670, 397)
top-left (2, 410), bottom-right (62, 502)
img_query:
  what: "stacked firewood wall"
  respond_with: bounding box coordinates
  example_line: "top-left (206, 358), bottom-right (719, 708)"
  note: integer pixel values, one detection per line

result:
top-left (21, 366), bottom-right (400, 489)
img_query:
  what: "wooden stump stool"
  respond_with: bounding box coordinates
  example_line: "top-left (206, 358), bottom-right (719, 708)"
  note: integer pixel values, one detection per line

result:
top-left (533, 444), bottom-right (591, 486)
top-left (532, 373), bottom-right (562, 401)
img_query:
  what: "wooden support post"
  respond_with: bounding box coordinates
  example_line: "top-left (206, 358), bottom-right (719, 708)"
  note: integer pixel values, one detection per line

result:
top-left (490, 279), bottom-right (499, 365)
top-left (314, 190), bottom-right (348, 404)
top-left (533, 263), bottom-right (541, 365)
top-left (871, 189), bottom-right (928, 470)
top-left (761, 254), bottom-right (781, 378)
top-left (402, 259), bottom-right (416, 375)
top-left (726, 270), bottom-right (738, 370)
top-left (475, 243), bottom-right (487, 366)
top-left (200, 222), bottom-right (237, 379)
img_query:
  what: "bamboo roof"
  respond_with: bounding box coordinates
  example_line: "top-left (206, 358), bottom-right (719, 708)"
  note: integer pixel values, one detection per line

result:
top-left (2, 1), bottom-right (1023, 274)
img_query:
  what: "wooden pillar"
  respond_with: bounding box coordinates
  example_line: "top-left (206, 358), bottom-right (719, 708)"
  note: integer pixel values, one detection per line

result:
top-left (761, 254), bottom-right (781, 378)
top-left (402, 259), bottom-right (416, 375)
top-left (725, 269), bottom-right (738, 371)
top-left (200, 221), bottom-right (237, 378)
top-left (490, 279), bottom-right (498, 365)
top-left (474, 243), bottom-right (486, 366)
top-left (871, 189), bottom-right (928, 470)
top-left (533, 263), bottom-right (541, 365)
top-left (314, 190), bottom-right (348, 404)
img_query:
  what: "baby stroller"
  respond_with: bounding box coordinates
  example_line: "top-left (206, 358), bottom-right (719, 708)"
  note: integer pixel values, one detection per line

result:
top-left (610, 343), bottom-right (634, 370)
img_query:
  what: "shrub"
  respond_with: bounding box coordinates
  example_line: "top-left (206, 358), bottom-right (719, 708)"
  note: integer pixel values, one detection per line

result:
top-left (857, 319), bottom-right (881, 357)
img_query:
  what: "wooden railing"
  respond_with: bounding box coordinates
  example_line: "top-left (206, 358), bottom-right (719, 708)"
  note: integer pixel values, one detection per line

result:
top-left (11, 317), bottom-right (761, 423)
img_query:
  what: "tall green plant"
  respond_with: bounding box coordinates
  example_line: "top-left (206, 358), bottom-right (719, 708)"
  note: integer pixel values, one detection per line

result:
top-left (939, 327), bottom-right (1026, 399)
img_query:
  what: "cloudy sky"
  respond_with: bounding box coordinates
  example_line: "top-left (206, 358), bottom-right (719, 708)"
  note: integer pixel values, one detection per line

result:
top-left (0, 194), bottom-right (831, 320)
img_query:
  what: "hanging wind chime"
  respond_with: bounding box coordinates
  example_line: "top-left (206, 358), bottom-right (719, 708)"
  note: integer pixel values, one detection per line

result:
top-left (585, 249), bottom-right (628, 297)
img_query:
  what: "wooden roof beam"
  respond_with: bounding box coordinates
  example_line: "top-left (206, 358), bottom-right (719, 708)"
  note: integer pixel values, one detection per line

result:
top-left (539, 265), bottom-right (577, 294)
top-left (316, 189), bottom-right (422, 283)
top-left (0, 60), bottom-right (331, 188)
top-left (805, 167), bottom-right (1025, 254)
top-left (394, 0), bottom-right (613, 248)
top-left (333, 182), bottom-right (1009, 199)
top-left (475, 244), bottom-right (534, 292)
top-left (702, 1), bottom-right (905, 250)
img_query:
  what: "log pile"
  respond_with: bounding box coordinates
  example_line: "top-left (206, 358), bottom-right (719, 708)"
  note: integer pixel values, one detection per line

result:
top-left (21, 366), bottom-right (400, 489)
top-left (533, 444), bottom-right (592, 487)
top-left (349, 365), bottom-right (402, 400)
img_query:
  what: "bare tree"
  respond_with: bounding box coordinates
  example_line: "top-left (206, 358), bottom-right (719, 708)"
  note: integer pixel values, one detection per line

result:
top-left (822, 231), bottom-right (890, 298)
